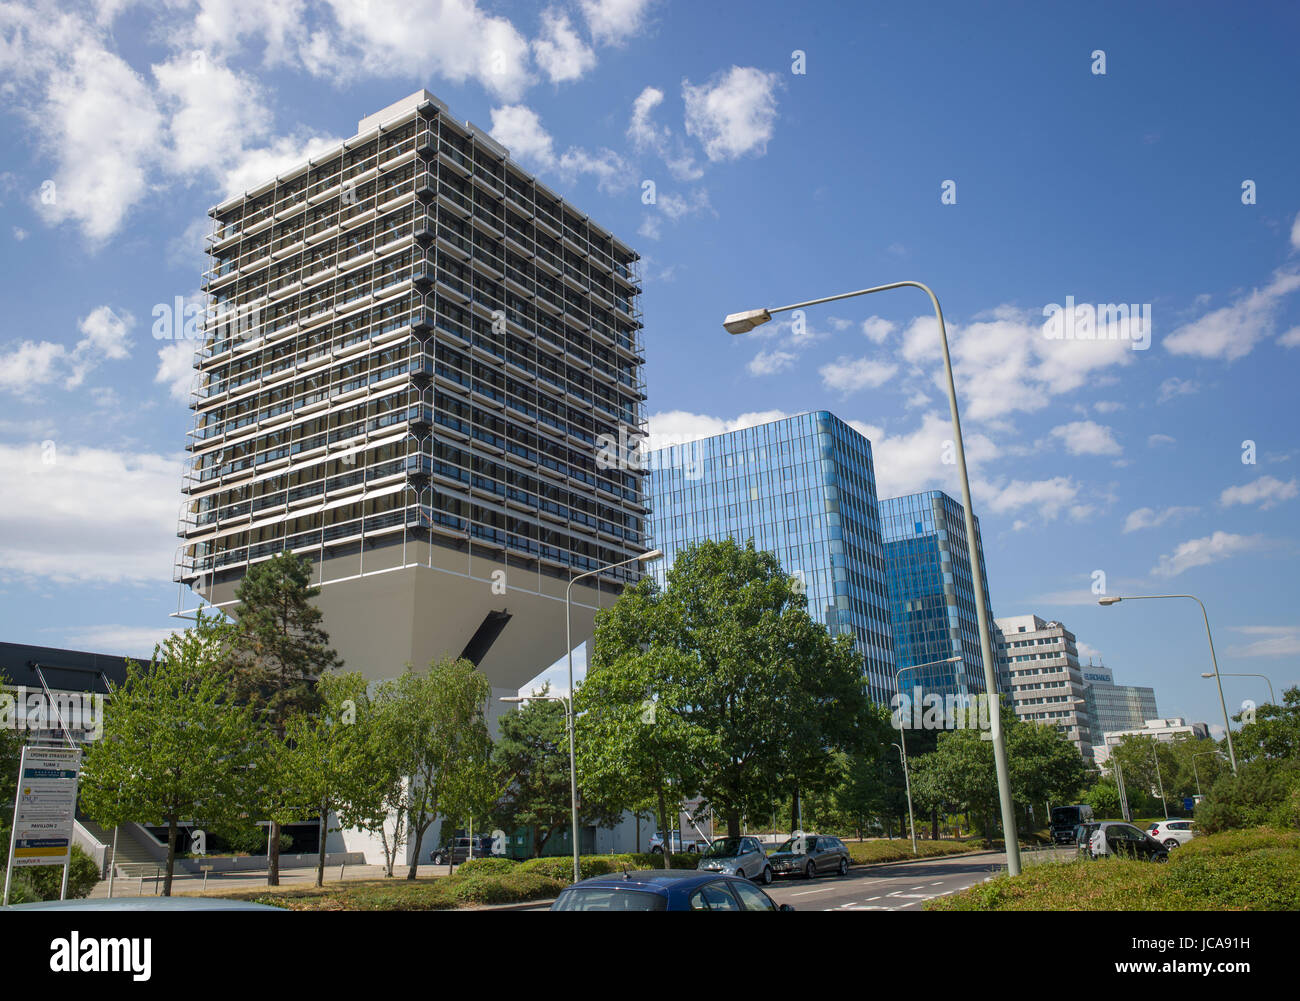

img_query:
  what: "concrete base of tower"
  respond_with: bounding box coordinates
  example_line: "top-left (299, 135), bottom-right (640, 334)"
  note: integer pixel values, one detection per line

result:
top-left (195, 535), bottom-right (627, 695)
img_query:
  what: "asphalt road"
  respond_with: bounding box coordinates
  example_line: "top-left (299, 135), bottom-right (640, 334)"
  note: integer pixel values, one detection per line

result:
top-left (511, 846), bottom-right (1070, 911)
top-left (765, 851), bottom-right (1018, 911)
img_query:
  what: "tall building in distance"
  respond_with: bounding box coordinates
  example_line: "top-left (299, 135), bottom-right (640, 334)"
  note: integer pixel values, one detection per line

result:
top-left (995, 613), bottom-right (1094, 759)
top-left (880, 490), bottom-right (1004, 701)
top-left (176, 91), bottom-right (648, 702)
top-left (1081, 661), bottom-right (1160, 738)
top-left (646, 412), bottom-right (896, 703)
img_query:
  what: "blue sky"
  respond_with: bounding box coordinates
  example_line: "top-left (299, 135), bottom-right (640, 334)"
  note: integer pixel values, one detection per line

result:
top-left (1, 0), bottom-right (1297, 734)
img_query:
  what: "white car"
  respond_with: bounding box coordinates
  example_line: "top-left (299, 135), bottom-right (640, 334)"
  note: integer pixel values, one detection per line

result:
top-left (1148, 819), bottom-right (1196, 850)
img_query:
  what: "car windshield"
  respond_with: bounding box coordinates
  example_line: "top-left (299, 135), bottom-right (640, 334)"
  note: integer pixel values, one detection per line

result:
top-left (703, 838), bottom-right (746, 858)
top-left (773, 839), bottom-right (805, 854)
top-left (1051, 808), bottom-right (1078, 824)
top-left (552, 888), bottom-right (667, 912)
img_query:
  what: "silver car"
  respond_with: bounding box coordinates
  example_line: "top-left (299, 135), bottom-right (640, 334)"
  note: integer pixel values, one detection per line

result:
top-left (695, 836), bottom-right (773, 885)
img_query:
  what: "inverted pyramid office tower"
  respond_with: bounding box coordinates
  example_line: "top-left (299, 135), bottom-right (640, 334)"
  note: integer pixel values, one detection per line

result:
top-left (176, 91), bottom-right (649, 704)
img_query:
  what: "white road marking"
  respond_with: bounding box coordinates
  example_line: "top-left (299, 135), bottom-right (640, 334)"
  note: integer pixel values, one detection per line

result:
top-left (790, 886), bottom-right (839, 896)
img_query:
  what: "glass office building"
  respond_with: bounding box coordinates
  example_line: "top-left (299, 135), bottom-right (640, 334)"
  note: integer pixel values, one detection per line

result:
top-left (880, 490), bottom-right (1004, 700)
top-left (646, 411), bottom-right (896, 703)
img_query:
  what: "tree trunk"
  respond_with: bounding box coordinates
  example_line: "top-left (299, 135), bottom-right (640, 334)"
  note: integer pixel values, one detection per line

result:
top-left (656, 785), bottom-right (672, 870)
top-left (790, 788), bottom-right (799, 834)
top-left (268, 818), bottom-right (281, 886)
top-left (407, 819), bottom-right (428, 880)
top-left (931, 807), bottom-right (940, 841)
top-left (315, 799), bottom-right (327, 888)
top-left (164, 817), bottom-right (177, 897)
top-left (725, 806), bottom-right (741, 838)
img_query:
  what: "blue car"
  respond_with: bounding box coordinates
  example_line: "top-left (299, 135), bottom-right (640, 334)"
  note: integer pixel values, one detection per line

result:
top-left (550, 870), bottom-right (795, 912)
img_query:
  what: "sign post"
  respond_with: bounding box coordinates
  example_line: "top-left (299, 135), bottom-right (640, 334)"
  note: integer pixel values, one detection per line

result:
top-left (3, 745), bottom-right (82, 906)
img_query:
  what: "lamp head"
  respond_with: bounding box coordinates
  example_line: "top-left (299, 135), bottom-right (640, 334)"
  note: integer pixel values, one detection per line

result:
top-left (723, 308), bottom-right (771, 334)
top-left (1098, 596), bottom-right (1122, 606)
top-left (638, 548), bottom-right (664, 563)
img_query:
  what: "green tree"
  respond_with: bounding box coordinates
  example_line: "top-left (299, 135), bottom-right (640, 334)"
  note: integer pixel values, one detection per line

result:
top-left (79, 609), bottom-right (260, 895)
top-left (281, 672), bottom-right (392, 887)
top-left (577, 632), bottom-right (707, 869)
top-left (494, 688), bottom-right (621, 858)
top-left (1233, 686), bottom-right (1300, 762)
top-left (910, 727), bottom-right (998, 843)
top-left (585, 538), bottom-right (873, 838)
top-left (1083, 780), bottom-right (1122, 818)
top-left (1007, 719), bottom-right (1088, 828)
top-left (373, 659), bottom-right (493, 879)
top-left (228, 551), bottom-right (342, 885)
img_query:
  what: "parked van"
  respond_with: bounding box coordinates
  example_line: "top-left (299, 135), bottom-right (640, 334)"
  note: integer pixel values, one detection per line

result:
top-left (1049, 804), bottom-right (1095, 844)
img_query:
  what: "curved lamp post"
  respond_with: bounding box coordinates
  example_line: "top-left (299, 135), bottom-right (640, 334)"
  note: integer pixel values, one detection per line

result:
top-left (726, 282), bottom-right (1022, 875)
top-left (1203, 671), bottom-right (1275, 705)
top-left (1098, 594), bottom-right (1237, 774)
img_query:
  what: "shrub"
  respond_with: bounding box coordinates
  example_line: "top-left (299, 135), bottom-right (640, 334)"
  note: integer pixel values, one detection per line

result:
top-left (1195, 759), bottom-right (1300, 834)
top-left (456, 857), bottom-right (519, 876)
top-left (450, 870), bottom-right (565, 905)
top-left (628, 852), bottom-right (699, 870)
top-left (5, 845), bottom-right (101, 903)
top-left (517, 854), bottom-right (644, 882)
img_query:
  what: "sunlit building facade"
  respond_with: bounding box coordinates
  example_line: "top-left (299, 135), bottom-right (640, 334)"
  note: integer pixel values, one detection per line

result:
top-left (880, 490), bottom-right (1005, 701)
top-left (646, 412), bottom-right (896, 703)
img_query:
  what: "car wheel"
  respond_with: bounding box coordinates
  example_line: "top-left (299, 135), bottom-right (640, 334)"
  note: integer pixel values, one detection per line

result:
top-left (805, 861), bottom-right (816, 880)
top-left (838, 858), bottom-right (849, 877)
top-left (433, 852), bottom-right (444, 865)
top-left (761, 865), bottom-right (773, 885)
top-left (651, 845), bottom-right (662, 854)
top-left (1163, 839), bottom-right (1179, 850)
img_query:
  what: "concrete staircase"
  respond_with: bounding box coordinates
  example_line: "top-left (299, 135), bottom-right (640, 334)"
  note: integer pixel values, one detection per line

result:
top-left (78, 819), bottom-right (163, 877)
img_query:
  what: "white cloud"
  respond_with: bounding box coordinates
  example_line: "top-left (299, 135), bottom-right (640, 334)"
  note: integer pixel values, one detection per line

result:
top-left (1278, 326), bottom-right (1300, 348)
top-left (1219, 475), bottom-right (1298, 510)
top-left (644, 409), bottom-right (794, 449)
top-left (1292, 210), bottom-right (1300, 251)
top-left (315, 0), bottom-right (533, 100)
top-left (860, 316), bottom-right (895, 343)
top-left (1157, 376), bottom-right (1199, 404)
top-left (490, 104), bottom-right (630, 193)
top-left (626, 84), bottom-right (701, 181)
top-left (1227, 625), bottom-right (1300, 658)
top-left (153, 53), bottom-right (272, 178)
top-left (1122, 505), bottom-right (1197, 533)
top-left (0, 442), bottom-right (181, 583)
top-left (1147, 433), bottom-right (1176, 447)
top-left (863, 411), bottom-right (997, 500)
top-left (747, 349), bottom-right (796, 376)
top-left (819, 356), bottom-right (898, 394)
top-left (1093, 400), bottom-right (1124, 414)
top-left (683, 66), bottom-right (781, 162)
top-left (1151, 531), bottom-right (1264, 578)
top-left (27, 29), bottom-right (163, 243)
top-left (579, 0), bottom-right (655, 46)
top-left (0, 305), bottom-right (133, 393)
top-left (1049, 420), bottom-right (1122, 457)
top-left (981, 476), bottom-right (1080, 521)
top-left (60, 623), bottom-right (181, 659)
top-left (532, 8), bottom-right (597, 84)
top-left (1164, 269), bottom-right (1300, 361)
top-left (155, 341), bottom-right (199, 402)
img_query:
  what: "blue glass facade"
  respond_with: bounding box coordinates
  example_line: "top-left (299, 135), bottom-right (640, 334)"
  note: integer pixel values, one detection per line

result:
top-left (880, 490), bottom-right (1004, 701)
top-left (646, 411), bottom-right (896, 703)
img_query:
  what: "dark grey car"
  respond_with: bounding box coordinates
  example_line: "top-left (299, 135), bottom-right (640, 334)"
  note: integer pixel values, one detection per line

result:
top-left (766, 834), bottom-right (851, 879)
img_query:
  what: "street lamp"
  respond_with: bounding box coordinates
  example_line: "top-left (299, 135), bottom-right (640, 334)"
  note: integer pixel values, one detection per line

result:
top-left (889, 742), bottom-right (916, 856)
top-left (892, 655), bottom-right (964, 855)
top-left (560, 548), bottom-right (662, 884)
top-left (726, 281), bottom-right (1022, 875)
top-left (1202, 672), bottom-right (1275, 705)
top-left (1151, 743), bottom-right (1168, 820)
top-left (1097, 594), bottom-right (1237, 774)
top-left (1192, 749), bottom-right (1228, 798)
